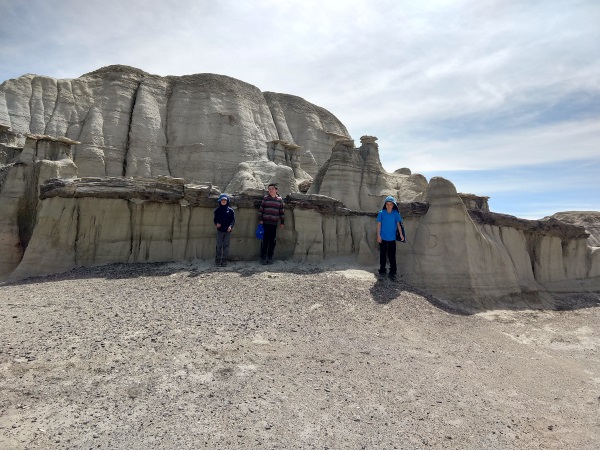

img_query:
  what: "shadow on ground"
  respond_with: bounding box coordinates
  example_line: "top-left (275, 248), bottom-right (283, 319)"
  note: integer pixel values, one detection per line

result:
top-left (368, 274), bottom-right (470, 315)
top-left (3, 261), bottom-right (599, 315)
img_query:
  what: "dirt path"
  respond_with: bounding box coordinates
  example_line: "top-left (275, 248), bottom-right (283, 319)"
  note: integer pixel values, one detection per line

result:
top-left (1, 261), bottom-right (599, 449)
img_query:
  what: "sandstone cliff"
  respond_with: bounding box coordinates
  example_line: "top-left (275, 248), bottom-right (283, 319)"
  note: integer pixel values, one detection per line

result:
top-left (5, 174), bottom-right (597, 311)
top-left (1, 66), bottom-right (599, 310)
top-left (0, 65), bottom-right (349, 190)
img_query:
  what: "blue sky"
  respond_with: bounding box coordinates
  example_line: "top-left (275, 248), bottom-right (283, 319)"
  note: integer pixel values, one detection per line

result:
top-left (1, 0), bottom-right (598, 219)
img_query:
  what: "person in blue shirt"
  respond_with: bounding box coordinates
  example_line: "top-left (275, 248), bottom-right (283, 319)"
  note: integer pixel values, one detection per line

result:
top-left (376, 195), bottom-right (404, 279)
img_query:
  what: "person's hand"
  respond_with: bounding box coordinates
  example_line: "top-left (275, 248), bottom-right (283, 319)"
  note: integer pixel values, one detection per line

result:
top-left (227, 226), bottom-right (232, 232)
top-left (377, 235), bottom-right (382, 243)
top-left (280, 224), bottom-right (284, 229)
top-left (259, 221), bottom-right (263, 224)
top-left (216, 223), bottom-right (221, 229)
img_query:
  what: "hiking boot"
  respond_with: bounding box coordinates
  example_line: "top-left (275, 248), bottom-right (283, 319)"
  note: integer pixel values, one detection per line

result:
top-left (261, 257), bottom-right (268, 265)
top-left (378, 268), bottom-right (387, 275)
top-left (267, 258), bottom-right (273, 265)
top-left (388, 272), bottom-right (397, 281)
top-left (220, 259), bottom-right (228, 267)
top-left (215, 258), bottom-right (221, 266)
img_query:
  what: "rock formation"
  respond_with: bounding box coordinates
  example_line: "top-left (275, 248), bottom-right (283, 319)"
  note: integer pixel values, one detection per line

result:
top-left (308, 136), bottom-right (428, 211)
top-left (0, 65), bottom-right (349, 191)
top-left (547, 211), bottom-right (600, 247)
top-left (401, 179), bottom-right (599, 310)
top-left (1, 66), bottom-right (599, 310)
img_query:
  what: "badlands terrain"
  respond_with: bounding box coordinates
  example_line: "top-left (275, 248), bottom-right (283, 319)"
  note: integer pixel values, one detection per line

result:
top-left (1, 260), bottom-right (599, 449)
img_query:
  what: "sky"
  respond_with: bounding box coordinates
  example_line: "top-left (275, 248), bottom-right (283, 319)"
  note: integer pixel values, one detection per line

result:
top-left (1, 0), bottom-right (598, 219)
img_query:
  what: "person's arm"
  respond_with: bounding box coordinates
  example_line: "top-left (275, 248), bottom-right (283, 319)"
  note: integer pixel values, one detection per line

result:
top-left (279, 199), bottom-right (285, 229)
top-left (228, 210), bottom-right (235, 232)
top-left (397, 212), bottom-right (404, 241)
top-left (377, 222), bottom-right (382, 243)
top-left (258, 199), bottom-right (264, 224)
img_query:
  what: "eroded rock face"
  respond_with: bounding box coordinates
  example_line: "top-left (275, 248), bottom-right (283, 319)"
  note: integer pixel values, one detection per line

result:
top-left (0, 65), bottom-right (349, 188)
top-left (263, 92), bottom-right (347, 174)
top-left (308, 136), bottom-right (428, 211)
top-left (398, 178), bottom-right (598, 309)
top-left (9, 177), bottom-right (389, 281)
top-left (1, 66), bottom-right (598, 309)
top-left (5, 175), bottom-right (597, 312)
top-left (549, 211), bottom-right (600, 247)
top-left (0, 134), bottom-right (78, 279)
top-left (459, 193), bottom-right (490, 212)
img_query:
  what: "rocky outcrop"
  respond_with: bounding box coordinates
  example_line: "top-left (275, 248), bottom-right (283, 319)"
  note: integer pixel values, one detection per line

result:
top-left (9, 177), bottom-right (409, 281)
top-left (1, 66), bottom-right (598, 310)
top-left (223, 139), bottom-right (313, 196)
top-left (548, 211), bottom-right (600, 247)
top-left (0, 65), bottom-right (349, 188)
top-left (459, 193), bottom-right (490, 212)
top-left (308, 136), bottom-right (428, 211)
top-left (398, 178), bottom-right (599, 310)
top-left (0, 134), bottom-right (78, 279)
top-left (7, 174), bottom-right (598, 312)
top-left (263, 92), bottom-right (347, 174)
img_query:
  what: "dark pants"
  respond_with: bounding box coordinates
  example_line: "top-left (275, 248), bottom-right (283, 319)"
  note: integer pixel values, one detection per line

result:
top-left (379, 240), bottom-right (397, 274)
top-left (261, 223), bottom-right (278, 259)
top-left (215, 231), bottom-right (231, 261)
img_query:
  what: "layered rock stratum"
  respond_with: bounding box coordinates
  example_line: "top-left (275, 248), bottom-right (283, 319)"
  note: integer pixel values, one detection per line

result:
top-left (1, 65), bottom-right (599, 309)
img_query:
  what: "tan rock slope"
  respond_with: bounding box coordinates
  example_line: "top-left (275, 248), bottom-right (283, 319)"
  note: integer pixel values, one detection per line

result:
top-left (1, 66), bottom-right (599, 310)
top-left (0, 65), bottom-right (348, 189)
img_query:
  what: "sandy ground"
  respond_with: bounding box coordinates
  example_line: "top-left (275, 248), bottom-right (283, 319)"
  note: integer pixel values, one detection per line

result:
top-left (1, 260), bottom-right (599, 449)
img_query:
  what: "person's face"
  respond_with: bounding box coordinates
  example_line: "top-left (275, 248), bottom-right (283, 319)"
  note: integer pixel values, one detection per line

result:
top-left (268, 186), bottom-right (277, 197)
top-left (385, 201), bottom-right (393, 211)
top-left (220, 199), bottom-right (227, 206)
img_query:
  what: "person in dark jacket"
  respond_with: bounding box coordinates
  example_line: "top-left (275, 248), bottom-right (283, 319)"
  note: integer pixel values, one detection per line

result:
top-left (258, 183), bottom-right (285, 265)
top-left (376, 195), bottom-right (404, 279)
top-left (214, 193), bottom-right (235, 266)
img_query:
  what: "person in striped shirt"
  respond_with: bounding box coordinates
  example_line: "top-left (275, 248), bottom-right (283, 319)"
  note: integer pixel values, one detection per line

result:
top-left (258, 183), bottom-right (285, 264)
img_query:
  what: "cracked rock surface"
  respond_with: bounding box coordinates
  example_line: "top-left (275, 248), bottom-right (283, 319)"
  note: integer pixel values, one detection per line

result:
top-left (1, 260), bottom-right (599, 449)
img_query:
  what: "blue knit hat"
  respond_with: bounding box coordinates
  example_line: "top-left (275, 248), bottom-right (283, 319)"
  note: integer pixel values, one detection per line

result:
top-left (218, 193), bottom-right (230, 203)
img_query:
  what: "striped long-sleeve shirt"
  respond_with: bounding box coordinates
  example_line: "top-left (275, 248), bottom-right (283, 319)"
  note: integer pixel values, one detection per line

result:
top-left (258, 195), bottom-right (285, 225)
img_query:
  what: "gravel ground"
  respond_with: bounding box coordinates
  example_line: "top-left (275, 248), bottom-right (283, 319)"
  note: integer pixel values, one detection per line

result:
top-left (1, 260), bottom-right (599, 449)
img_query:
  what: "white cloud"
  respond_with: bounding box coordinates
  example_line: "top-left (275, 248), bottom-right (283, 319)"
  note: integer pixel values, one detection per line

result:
top-left (378, 118), bottom-right (600, 173)
top-left (1, 0), bottom-right (599, 216)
